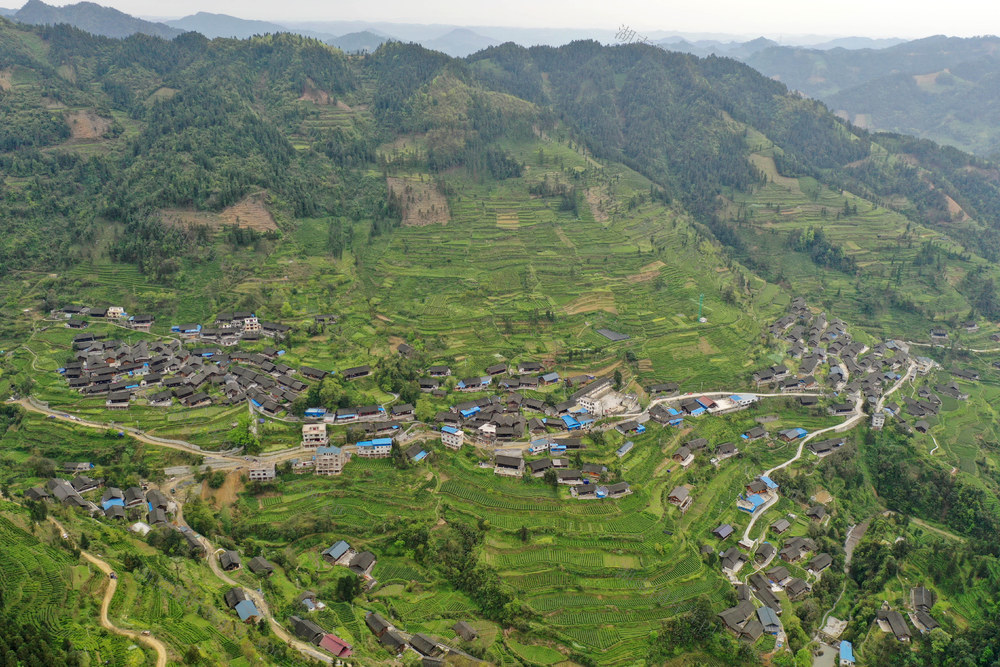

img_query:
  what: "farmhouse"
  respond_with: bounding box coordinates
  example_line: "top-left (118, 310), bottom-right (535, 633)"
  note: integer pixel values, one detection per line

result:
top-left (405, 443), bottom-right (429, 462)
top-left (494, 455), bottom-right (524, 477)
top-left (718, 600), bottom-right (756, 634)
top-left (453, 621), bottom-right (478, 642)
top-left (755, 543), bottom-right (776, 564)
top-left (322, 540), bottom-right (351, 564)
top-left (808, 553), bottom-right (833, 574)
top-left (248, 556), bottom-right (274, 576)
top-left (355, 438), bottom-right (393, 458)
top-left (224, 588), bottom-right (248, 609)
top-left (556, 469), bottom-right (583, 485)
top-left (248, 462), bottom-right (276, 482)
top-left (349, 551), bottom-right (377, 577)
top-left (291, 616), bottom-right (326, 644)
top-left (315, 446), bottom-right (348, 476)
top-left (234, 599), bottom-right (261, 623)
top-left (219, 550), bottom-right (241, 571)
top-left (668, 486), bottom-right (692, 510)
top-left (441, 426), bottom-right (464, 449)
top-left (341, 365), bottom-right (371, 380)
top-left (673, 446), bottom-right (695, 468)
top-left (713, 524), bottom-right (734, 540)
top-left (882, 609), bottom-right (912, 642)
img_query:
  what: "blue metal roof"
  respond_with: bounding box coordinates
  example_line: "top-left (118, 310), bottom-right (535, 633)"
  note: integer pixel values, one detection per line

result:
top-left (234, 599), bottom-right (259, 621)
top-left (840, 641), bottom-right (854, 663)
top-left (372, 438), bottom-right (393, 445)
top-left (304, 408), bottom-right (327, 417)
top-left (317, 445), bottom-right (341, 455)
top-left (540, 372), bottom-right (560, 382)
top-left (323, 540), bottom-right (350, 560)
top-left (441, 426), bottom-right (459, 434)
top-left (413, 450), bottom-right (428, 461)
top-left (760, 475), bottom-right (778, 489)
top-left (101, 498), bottom-right (125, 510)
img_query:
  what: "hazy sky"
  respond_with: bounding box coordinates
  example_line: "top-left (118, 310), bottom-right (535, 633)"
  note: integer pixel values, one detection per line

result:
top-left (34, 0), bottom-right (1000, 39)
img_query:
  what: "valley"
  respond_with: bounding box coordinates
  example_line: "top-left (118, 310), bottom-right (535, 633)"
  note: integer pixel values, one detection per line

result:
top-left (2, 14), bottom-right (1000, 667)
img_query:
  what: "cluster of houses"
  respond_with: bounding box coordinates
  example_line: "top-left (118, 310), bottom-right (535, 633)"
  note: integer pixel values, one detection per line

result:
top-left (488, 439), bottom-right (632, 500)
top-left (321, 540), bottom-right (378, 580)
top-left (713, 488), bottom-right (839, 642)
top-left (56, 330), bottom-right (309, 415)
top-left (222, 552), bottom-right (356, 658)
top-left (649, 394), bottom-right (758, 429)
top-left (762, 298), bottom-right (984, 437)
top-left (56, 305), bottom-right (153, 331)
top-left (868, 587), bottom-right (942, 643)
top-left (24, 477), bottom-right (185, 530)
top-left (363, 610), bottom-right (479, 662)
top-left (290, 615), bottom-right (353, 658)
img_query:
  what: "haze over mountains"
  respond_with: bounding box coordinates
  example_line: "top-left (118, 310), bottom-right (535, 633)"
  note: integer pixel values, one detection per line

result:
top-left (5, 1), bottom-right (1000, 154)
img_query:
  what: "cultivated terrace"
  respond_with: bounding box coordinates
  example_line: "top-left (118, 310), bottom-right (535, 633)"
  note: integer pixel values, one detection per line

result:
top-left (3, 16), bottom-right (1000, 667)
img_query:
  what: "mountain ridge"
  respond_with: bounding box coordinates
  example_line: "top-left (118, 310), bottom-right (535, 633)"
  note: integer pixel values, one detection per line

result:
top-left (13, 0), bottom-right (181, 39)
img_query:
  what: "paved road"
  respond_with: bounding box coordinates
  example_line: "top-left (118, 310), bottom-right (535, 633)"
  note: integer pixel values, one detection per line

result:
top-left (11, 398), bottom-right (247, 462)
top-left (741, 381), bottom-right (878, 547)
top-left (48, 517), bottom-right (168, 667)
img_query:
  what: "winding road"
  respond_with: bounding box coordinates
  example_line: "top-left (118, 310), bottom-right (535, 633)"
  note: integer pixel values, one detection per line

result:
top-left (47, 517), bottom-right (168, 667)
top-left (741, 363), bottom-right (915, 547)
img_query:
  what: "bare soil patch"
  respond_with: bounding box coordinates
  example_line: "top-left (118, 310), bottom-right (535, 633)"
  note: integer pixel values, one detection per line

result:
top-left (943, 194), bottom-right (970, 221)
top-left (161, 192), bottom-right (278, 232)
top-left (697, 337), bottom-right (718, 355)
top-left (813, 489), bottom-right (834, 504)
top-left (749, 154), bottom-right (799, 191)
top-left (148, 86), bottom-right (178, 103)
top-left (66, 110), bottom-right (111, 140)
top-left (0, 68), bottom-right (13, 91)
top-left (564, 292), bottom-right (617, 315)
top-left (628, 260), bottom-right (665, 283)
top-left (221, 193), bottom-right (278, 230)
top-left (387, 176), bottom-right (450, 226)
top-left (496, 210), bottom-right (520, 229)
top-left (637, 358), bottom-right (653, 372)
top-left (299, 78), bottom-right (332, 105)
top-left (201, 470), bottom-right (244, 507)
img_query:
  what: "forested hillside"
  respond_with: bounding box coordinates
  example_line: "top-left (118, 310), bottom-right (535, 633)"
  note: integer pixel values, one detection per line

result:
top-left (5, 20), bottom-right (1000, 333)
top-left (745, 36), bottom-right (1000, 157)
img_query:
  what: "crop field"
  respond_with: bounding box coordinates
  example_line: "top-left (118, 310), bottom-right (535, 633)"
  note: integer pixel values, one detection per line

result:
top-left (726, 132), bottom-right (1000, 341)
top-left (0, 505), bottom-right (139, 665)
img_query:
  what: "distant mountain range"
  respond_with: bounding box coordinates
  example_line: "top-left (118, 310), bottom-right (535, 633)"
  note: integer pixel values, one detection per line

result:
top-left (7, 1), bottom-right (1000, 154)
top-left (743, 35), bottom-right (1000, 155)
top-left (12, 0), bottom-right (180, 39)
top-left (163, 11), bottom-right (285, 39)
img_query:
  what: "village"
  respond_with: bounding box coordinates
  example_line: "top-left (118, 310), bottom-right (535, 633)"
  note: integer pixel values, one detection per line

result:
top-left (29, 296), bottom-right (989, 664)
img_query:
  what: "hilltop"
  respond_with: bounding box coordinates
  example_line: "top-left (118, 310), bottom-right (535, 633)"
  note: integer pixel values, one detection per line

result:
top-left (12, 0), bottom-right (181, 39)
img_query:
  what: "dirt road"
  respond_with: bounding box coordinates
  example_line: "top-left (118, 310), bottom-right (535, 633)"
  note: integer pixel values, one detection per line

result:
top-left (48, 517), bottom-right (168, 667)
